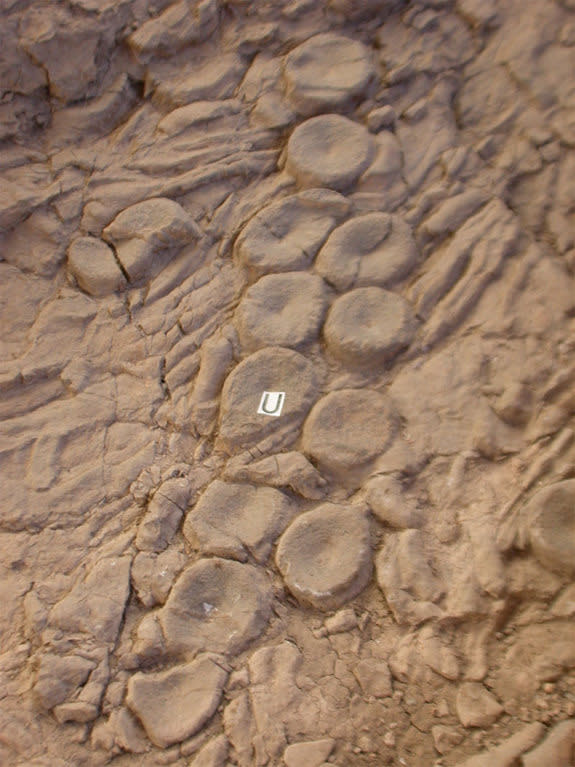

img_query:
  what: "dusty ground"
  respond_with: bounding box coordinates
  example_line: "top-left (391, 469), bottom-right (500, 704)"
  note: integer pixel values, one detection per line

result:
top-left (1, 0), bottom-right (575, 765)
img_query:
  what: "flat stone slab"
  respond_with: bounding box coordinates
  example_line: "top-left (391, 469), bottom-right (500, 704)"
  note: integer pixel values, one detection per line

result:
top-left (276, 502), bottom-right (372, 610)
top-left (234, 189), bottom-right (349, 274)
top-left (524, 479), bottom-right (575, 576)
top-left (126, 655), bottom-right (228, 747)
top-left (286, 114), bottom-right (373, 191)
top-left (283, 33), bottom-right (375, 116)
top-left (159, 558), bottom-right (273, 656)
top-left (183, 479), bottom-right (297, 563)
top-left (315, 213), bottom-right (418, 291)
top-left (236, 272), bottom-right (329, 350)
top-left (302, 388), bottom-right (395, 473)
top-left (324, 287), bottom-right (418, 365)
top-left (218, 346), bottom-right (317, 453)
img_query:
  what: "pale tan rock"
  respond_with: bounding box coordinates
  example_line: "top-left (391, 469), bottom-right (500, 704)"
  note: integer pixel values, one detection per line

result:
top-left (251, 92), bottom-right (296, 129)
top-left (136, 477), bottom-right (190, 552)
top-left (234, 189), bottom-right (349, 274)
top-left (283, 33), bottom-right (375, 116)
top-left (302, 389), bottom-right (395, 475)
top-left (456, 0), bottom-right (500, 28)
top-left (492, 381), bottom-right (533, 426)
top-left (189, 331), bottom-right (235, 435)
top-left (551, 583), bottom-right (575, 618)
top-left (52, 701), bottom-right (98, 724)
top-left (34, 653), bottom-right (96, 710)
top-left (67, 237), bottom-right (126, 297)
top-left (236, 272), bottom-right (329, 351)
top-left (286, 114), bottom-right (374, 191)
top-left (353, 659), bottom-right (392, 698)
top-left (126, 655), bottom-right (228, 748)
top-left (324, 608), bottom-right (357, 635)
top-left (376, 530), bottom-right (444, 625)
top-left (183, 479), bottom-right (296, 563)
top-left (102, 197), bottom-right (200, 282)
top-left (522, 719), bottom-right (575, 767)
top-left (223, 451), bottom-right (327, 500)
top-left (493, 621), bottom-right (575, 704)
top-left (456, 682), bottom-right (503, 728)
top-left (218, 347), bottom-right (317, 454)
top-left (189, 734), bottom-right (229, 767)
top-left (356, 131), bottom-right (406, 205)
top-left (19, 6), bottom-right (105, 103)
top-left (157, 99), bottom-right (242, 136)
top-left (420, 189), bottom-right (488, 240)
top-left (431, 724), bottom-right (464, 755)
top-left (107, 708), bottom-right (149, 754)
top-left (365, 475), bottom-right (422, 529)
top-left (158, 558), bottom-right (273, 656)
top-left (49, 556), bottom-right (132, 645)
top-left (455, 722), bottom-right (545, 767)
top-left (49, 75), bottom-right (139, 148)
top-left (420, 627), bottom-right (460, 681)
top-left (3, 208), bottom-right (68, 278)
top-left (315, 213), bottom-right (417, 291)
top-left (524, 480), bottom-right (575, 576)
top-left (247, 642), bottom-right (303, 763)
top-left (283, 738), bottom-right (334, 767)
top-left (151, 53), bottom-right (247, 109)
top-left (223, 691), bottom-right (256, 767)
top-left (324, 287), bottom-right (418, 366)
top-left (131, 549), bottom-right (187, 607)
top-left (276, 503), bottom-right (372, 610)
top-left (128, 0), bottom-right (218, 62)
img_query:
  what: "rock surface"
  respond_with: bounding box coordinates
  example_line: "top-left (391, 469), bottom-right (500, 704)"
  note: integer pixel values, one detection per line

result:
top-left (324, 287), bottom-right (418, 366)
top-left (315, 213), bottom-right (418, 291)
top-left (126, 655), bottom-right (228, 747)
top-left (286, 114), bottom-right (373, 191)
top-left (276, 503), bottom-right (372, 610)
top-left (156, 558), bottom-right (273, 657)
top-left (1, 0), bottom-right (575, 764)
top-left (236, 272), bottom-right (329, 350)
top-left (283, 33), bottom-right (375, 116)
top-left (67, 237), bottom-right (127, 296)
top-left (302, 389), bottom-right (395, 475)
top-left (218, 346), bottom-right (318, 453)
top-left (234, 190), bottom-right (349, 274)
top-left (183, 479), bottom-right (296, 562)
top-left (524, 479), bottom-right (575, 576)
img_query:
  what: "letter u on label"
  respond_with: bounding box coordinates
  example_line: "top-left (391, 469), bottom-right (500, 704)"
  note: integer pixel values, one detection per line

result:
top-left (257, 391), bottom-right (285, 417)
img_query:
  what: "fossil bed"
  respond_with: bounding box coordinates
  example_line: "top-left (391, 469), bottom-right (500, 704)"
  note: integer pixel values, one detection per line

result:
top-left (1, 0), bottom-right (575, 765)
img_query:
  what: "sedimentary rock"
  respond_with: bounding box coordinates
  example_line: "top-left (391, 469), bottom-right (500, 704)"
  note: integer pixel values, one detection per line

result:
top-left (236, 272), bottom-right (329, 350)
top-left (183, 479), bottom-right (296, 563)
top-left (324, 287), bottom-right (418, 366)
top-left (376, 530), bottom-right (444, 625)
top-left (523, 479), bottom-right (575, 576)
top-left (302, 389), bottom-right (395, 474)
top-left (286, 115), bottom-right (374, 191)
top-left (283, 33), bottom-right (375, 116)
top-left (218, 346), bottom-right (317, 453)
top-left (234, 189), bottom-right (349, 274)
top-left (102, 197), bottom-right (200, 282)
top-left (276, 503), bottom-right (372, 610)
top-left (126, 655), bottom-right (228, 747)
top-left (67, 237), bottom-right (127, 297)
top-left (455, 683), bottom-right (503, 728)
top-left (315, 213), bottom-right (418, 291)
top-left (158, 558), bottom-right (273, 656)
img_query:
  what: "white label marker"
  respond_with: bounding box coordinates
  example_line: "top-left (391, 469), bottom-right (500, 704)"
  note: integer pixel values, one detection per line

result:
top-left (257, 391), bottom-right (285, 417)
